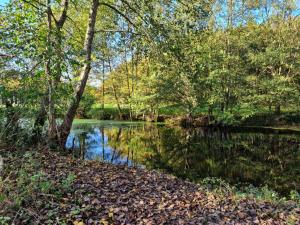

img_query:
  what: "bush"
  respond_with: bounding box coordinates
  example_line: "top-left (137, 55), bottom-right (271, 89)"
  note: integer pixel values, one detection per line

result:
top-left (77, 94), bottom-right (97, 118)
top-left (242, 112), bottom-right (300, 126)
top-left (86, 105), bottom-right (130, 120)
top-left (201, 177), bottom-right (233, 195)
top-left (215, 111), bottom-right (240, 126)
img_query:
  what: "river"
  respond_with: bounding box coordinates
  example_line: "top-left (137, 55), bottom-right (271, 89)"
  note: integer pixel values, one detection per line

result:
top-left (66, 120), bottom-right (300, 196)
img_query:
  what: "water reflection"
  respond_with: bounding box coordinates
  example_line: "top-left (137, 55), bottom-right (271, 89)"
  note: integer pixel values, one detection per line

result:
top-left (66, 127), bottom-right (135, 166)
top-left (66, 122), bottom-right (300, 195)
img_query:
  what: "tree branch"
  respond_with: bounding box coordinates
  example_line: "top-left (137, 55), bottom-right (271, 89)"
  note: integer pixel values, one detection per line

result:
top-left (22, 0), bottom-right (58, 24)
top-left (56, 0), bottom-right (69, 29)
top-left (94, 29), bottom-right (138, 34)
top-left (0, 53), bottom-right (15, 58)
top-left (100, 2), bottom-right (136, 28)
top-left (120, 0), bottom-right (149, 25)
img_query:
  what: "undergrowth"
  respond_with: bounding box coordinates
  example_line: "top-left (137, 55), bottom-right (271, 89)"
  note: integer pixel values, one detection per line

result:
top-left (0, 151), bottom-right (76, 224)
top-left (201, 177), bottom-right (300, 206)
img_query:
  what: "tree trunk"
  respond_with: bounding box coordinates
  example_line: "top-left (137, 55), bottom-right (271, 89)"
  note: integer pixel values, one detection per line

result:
top-left (124, 47), bottom-right (133, 120)
top-left (275, 104), bottom-right (281, 115)
top-left (108, 56), bottom-right (122, 119)
top-left (31, 96), bottom-right (48, 144)
top-left (45, 0), bottom-right (58, 140)
top-left (101, 59), bottom-right (105, 111)
top-left (57, 0), bottom-right (99, 147)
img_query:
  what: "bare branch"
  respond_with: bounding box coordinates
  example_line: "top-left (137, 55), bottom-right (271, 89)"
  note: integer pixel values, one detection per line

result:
top-left (0, 53), bottom-right (15, 58)
top-left (100, 2), bottom-right (136, 28)
top-left (120, 0), bottom-right (149, 25)
top-left (94, 29), bottom-right (138, 34)
top-left (21, 0), bottom-right (40, 11)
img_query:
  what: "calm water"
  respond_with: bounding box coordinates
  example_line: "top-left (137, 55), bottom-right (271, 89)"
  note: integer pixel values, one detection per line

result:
top-left (66, 120), bottom-right (300, 195)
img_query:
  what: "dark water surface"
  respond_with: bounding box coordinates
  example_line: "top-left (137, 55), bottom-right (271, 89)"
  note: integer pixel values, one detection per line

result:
top-left (66, 120), bottom-right (300, 195)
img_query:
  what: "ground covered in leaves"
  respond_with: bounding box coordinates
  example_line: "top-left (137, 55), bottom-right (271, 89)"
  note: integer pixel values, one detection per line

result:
top-left (0, 147), bottom-right (299, 225)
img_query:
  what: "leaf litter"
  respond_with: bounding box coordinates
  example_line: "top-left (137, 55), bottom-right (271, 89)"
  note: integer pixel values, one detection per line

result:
top-left (0, 147), bottom-right (299, 224)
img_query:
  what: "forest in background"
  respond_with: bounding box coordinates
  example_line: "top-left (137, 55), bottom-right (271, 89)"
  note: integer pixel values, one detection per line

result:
top-left (1, 0), bottom-right (300, 147)
top-left (80, 0), bottom-right (300, 125)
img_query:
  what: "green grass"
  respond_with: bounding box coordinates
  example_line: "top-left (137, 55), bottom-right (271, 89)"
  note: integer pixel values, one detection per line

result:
top-left (91, 103), bottom-right (118, 109)
top-left (87, 104), bottom-right (130, 120)
top-left (158, 104), bottom-right (186, 116)
top-left (73, 119), bottom-right (164, 126)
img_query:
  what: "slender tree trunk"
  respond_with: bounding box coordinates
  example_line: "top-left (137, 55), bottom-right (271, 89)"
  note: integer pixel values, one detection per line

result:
top-left (32, 96), bottom-right (48, 143)
top-left (108, 57), bottom-right (122, 118)
top-left (112, 84), bottom-right (123, 119)
top-left (275, 104), bottom-right (281, 115)
top-left (58, 0), bottom-right (99, 147)
top-left (31, 0), bottom-right (69, 143)
top-left (45, 1), bottom-right (58, 140)
top-left (208, 105), bottom-right (213, 120)
top-left (54, 0), bottom-right (69, 83)
top-left (102, 59), bottom-right (105, 111)
top-left (124, 47), bottom-right (132, 120)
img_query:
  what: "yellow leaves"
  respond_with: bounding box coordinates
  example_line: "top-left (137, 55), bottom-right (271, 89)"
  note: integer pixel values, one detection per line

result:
top-left (0, 78), bottom-right (20, 90)
top-left (100, 219), bottom-right (108, 225)
top-left (288, 214), bottom-right (298, 223)
top-left (74, 218), bottom-right (114, 225)
top-left (73, 221), bottom-right (84, 225)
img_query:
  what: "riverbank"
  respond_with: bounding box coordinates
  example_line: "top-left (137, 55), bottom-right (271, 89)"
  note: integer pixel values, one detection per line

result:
top-left (83, 106), bottom-right (300, 129)
top-left (1, 147), bottom-right (299, 224)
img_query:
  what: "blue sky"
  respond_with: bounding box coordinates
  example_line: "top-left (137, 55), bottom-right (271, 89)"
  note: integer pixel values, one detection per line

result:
top-left (0, 0), bottom-right (8, 7)
top-left (0, 0), bottom-right (299, 16)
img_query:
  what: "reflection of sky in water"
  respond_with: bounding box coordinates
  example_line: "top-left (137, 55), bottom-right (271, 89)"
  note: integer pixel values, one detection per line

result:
top-left (66, 128), bottom-right (134, 166)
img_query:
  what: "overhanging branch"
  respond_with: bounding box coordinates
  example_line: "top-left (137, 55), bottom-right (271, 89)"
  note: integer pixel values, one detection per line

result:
top-left (100, 2), bottom-right (137, 28)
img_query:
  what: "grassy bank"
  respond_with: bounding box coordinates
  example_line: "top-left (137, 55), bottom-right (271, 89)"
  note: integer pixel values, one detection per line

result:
top-left (1, 147), bottom-right (299, 224)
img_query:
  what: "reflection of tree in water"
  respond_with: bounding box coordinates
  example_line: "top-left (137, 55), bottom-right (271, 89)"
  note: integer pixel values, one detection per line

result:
top-left (105, 124), bottom-right (161, 166)
top-left (68, 123), bottom-right (300, 195)
top-left (155, 127), bottom-right (300, 195)
top-left (69, 131), bottom-right (88, 159)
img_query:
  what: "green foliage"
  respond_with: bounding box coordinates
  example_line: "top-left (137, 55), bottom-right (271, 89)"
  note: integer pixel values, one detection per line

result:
top-left (0, 217), bottom-right (11, 225)
top-left (95, 1), bottom-right (300, 125)
top-left (158, 105), bottom-right (186, 116)
top-left (236, 185), bottom-right (280, 202)
top-left (201, 177), bottom-right (233, 195)
top-left (87, 105), bottom-right (130, 120)
top-left (215, 111), bottom-right (238, 125)
top-left (290, 190), bottom-right (300, 203)
top-left (77, 88), bottom-right (97, 118)
top-left (201, 177), bottom-right (300, 205)
top-left (0, 0), bottom-right (300, 147)
top-left (61, 173), bottom-right (76, 191)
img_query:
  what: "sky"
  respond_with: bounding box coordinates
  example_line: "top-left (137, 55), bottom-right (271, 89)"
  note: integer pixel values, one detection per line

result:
top-left (0, 0), bottom-right (8, 4)
top-left (0, 0), bottom-right (8, 8)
